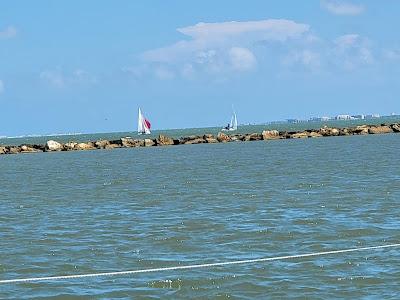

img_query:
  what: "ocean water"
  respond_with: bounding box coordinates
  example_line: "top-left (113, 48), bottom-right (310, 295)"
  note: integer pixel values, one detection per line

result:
top-left (1, 117), bottom-right (400, 146)
top-left (1, 133), bottom-right (399, 299)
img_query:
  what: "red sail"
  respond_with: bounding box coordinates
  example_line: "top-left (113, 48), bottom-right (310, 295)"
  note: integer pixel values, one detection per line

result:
top-left (144, 119), bottom-right (151, 129)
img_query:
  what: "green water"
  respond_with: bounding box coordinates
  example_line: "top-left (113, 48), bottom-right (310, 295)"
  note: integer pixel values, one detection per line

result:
top-left (1, 134), bottom-right (399, 298)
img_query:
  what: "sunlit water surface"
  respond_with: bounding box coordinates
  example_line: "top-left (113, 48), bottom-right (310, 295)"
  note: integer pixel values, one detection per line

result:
top-left (1, 134), bottom-right (399, 298)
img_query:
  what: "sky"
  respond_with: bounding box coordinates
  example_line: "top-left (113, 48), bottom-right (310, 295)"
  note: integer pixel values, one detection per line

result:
top-left (1, 0), bottom-right (400, 136)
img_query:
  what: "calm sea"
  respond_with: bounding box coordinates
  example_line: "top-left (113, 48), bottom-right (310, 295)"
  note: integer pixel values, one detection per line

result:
top-left (1, 128), bottom-right (400, 298)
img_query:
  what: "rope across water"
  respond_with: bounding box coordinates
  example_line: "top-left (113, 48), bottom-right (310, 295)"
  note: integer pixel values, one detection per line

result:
top-left (1, 243), bottom-right (399, 284)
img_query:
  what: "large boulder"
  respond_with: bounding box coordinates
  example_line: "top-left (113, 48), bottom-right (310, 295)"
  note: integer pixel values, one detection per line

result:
top-left (95, 140), bottom-right (110, 149)
top-left (391, 123), bottom-right (400, 132)
top-left (319, 127), bottom-right (339, 136)
top-left (217, 132), bottom-right (231, 143)
top-left (156, 135), bottom-right (174, 146)
top-left (352, 125), bottom-right (369, 135)
top-left (45, 140), bottom-right (63, 151)
top-left (308, 131), bottom-right (323, 138)
top-left (368, 125), bottom-right (393, 134)
top-left (143, 138), bottom-right (155, 147)
top-left (203, 134), bottom-right (218, 143)
top-left (64, 142), bottom-right (78, 151)
top-left (120, 137), bottom-right (140, 148)
top-left (242, 133), bottom-right (263, 141)
top-left (180, 135), bottom-right (206, 144)
top-left (104, 143), bottom-right (120, 150)
top-left (339, 128), bottom-right (351, 136)
top-left (290, 131), bottom-right (308, 139)
top-left (75, 142), bottom-right (96, 150)
top-left (262, 130), bottom-right (280, 140)
top-left (0, 146), bottom-right (8, 154)
top-left (20, 145), bottom-right (41, 153)
top-left (8, 146), bottom-right (21, 154)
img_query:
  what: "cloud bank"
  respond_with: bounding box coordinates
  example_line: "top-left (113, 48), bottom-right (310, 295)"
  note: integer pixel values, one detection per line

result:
top-left (141, 19), bottom-right (310, 77)
top-left (133, 17), bottom-right (386, 80)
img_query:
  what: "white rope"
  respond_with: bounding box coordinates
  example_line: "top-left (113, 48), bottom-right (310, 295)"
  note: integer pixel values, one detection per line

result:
top-left (1, 243), bottom-right (399, 284)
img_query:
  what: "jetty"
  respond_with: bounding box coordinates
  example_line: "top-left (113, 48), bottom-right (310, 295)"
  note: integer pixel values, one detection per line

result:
top-left (0, 123), bottom-right (399, 155)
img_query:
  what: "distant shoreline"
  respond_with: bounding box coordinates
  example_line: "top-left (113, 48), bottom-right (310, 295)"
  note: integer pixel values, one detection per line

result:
top-left (1, 123), bottom-right (399, 155)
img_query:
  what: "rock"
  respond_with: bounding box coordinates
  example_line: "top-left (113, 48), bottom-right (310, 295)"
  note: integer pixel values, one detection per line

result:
top-left (104, 144), bottom-right (120, 150)
top-left (45, 140), bottom-right (63, 151)
top-left (353, 125), bottom-right (369, 135)
top-left (290, 131), bottom-right (308, 139)
top-left (20, 145), bottom-right (40, 153)
top-left (8, 146), bottom-right (21, 154)
top-left (262, 130), bottom-right (280, 140)
top-left (120, 137), bottom-right (140, 148)
top-left (203, 134), bottom-right (218, 143)
top-left (279, 131), bottom-right (291, 139)
top-left (339, 128), bottom-right (351, 136)
top-left (156, 135), bottom-right (174, 146)
top-left (95, 140), bottom-right (110, 149)
top-left (319, 127), bottom-right (340, 136)
top-left (308, 131), bottom-right (323, 138)
top-left (180, 136), bottom-right (206, 144)
top-left (75, 142), bottom-right (96, 150)
top-left (143, 138), bottom-right (155, 147)
top-left (183, 138), bottom-right (205, 144)
top-left (368, 126), bottom-right (393, 134)
top-left (391, 123), bottom-right (400, 132)
top-left (217, 132), bottom-right (231, 143)
top-left (242, 133), bottom-right (262, 141)
top-left (64, 142), bottom-right (78, 150)
top-left (0, 146), bottom-right (8, 154)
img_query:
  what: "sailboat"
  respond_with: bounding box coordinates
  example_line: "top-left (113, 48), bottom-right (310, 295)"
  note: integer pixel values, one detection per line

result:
top-left (222, 110), bottom-right (238, 131)
top-left (138, 108), bottom-right (151, 135)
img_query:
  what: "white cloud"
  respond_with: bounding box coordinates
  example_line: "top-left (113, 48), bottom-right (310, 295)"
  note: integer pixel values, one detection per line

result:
top-left (283, 50), bottom-right (321, 69)
top-left (177, 19), bottom-right (310, 42)
top-left (141, 19), bottom-right (309, 78)
top-left (229, 47), bottom-right (257, 71)
top-left (143, 19), bottom-right (309, 65)
top-left (40, 70), bottom-right (65, 88)
top-left (321, 0), bottom-right (365, 16)
top-left (0, 80), bottom-right (4, 93)
top-left (334, 34), bottom-right (360, 49)
top-left (333, 34), bottom-right (374, 69)
top-left (40, 69), bottom-right (97, 88)
top-left (0, 26), bottom-right (17, 39)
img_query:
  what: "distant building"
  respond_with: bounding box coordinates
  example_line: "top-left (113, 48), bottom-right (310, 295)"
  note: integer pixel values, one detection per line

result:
top-left (366, 114), bottom-right (380, 119)
top-left (309, 116), bottom-right (331, 122)
top-left (336, 114), bottom-right (352, 120)
top-left (351, 114), bottom-right (365, 120)
top-left (287, 119), bottom-right (301, 124)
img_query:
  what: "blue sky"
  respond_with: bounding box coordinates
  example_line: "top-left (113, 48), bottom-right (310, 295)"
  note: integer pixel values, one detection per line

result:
top-left (1, 0), bottom-right (400, 135)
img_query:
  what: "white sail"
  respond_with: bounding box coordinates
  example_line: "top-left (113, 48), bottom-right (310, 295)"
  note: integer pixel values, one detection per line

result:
top-left (138, 108), bottom-right (151, 135)
top-left (232, 112), bottom-right (238, 130)
top-left (222, 110), bottom-right (238, 131)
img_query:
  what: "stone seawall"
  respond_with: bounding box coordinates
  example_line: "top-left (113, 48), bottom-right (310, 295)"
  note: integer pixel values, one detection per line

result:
top-left (1, 123), bottom-right (399, 155)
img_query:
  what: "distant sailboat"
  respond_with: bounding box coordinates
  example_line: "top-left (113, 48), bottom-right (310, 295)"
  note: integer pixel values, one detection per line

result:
top-left (138, 108), bottom-right (151, 135)
top-left (222, 110), bottom-right (238, 131)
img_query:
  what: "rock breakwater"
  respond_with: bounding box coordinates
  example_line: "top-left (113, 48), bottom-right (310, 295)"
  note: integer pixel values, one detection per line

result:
top-left (1, 123), bottom-right (399, 155)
